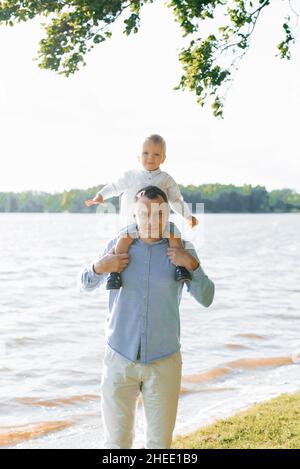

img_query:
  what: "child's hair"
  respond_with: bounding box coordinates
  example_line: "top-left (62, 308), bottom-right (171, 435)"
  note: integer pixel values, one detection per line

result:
top-left (143, 134), bottom-right (166, 158)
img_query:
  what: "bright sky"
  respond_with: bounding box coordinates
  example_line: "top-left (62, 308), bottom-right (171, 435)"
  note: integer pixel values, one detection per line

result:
top-left (0, 0), bottom-right (299, 194)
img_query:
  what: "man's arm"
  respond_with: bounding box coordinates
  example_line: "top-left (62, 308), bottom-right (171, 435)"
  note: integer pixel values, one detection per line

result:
top-left (183, 242), bottom-right (215, 308)
top-left (77, 236), bottom-right (118, 292)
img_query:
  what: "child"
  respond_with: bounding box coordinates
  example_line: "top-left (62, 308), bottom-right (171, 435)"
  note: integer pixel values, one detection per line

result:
top-left (85, 134), bottom-right (199, 289)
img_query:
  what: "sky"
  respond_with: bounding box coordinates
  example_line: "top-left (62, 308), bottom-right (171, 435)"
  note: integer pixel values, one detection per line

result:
top-left (0, 0), bottom-right (299, 194)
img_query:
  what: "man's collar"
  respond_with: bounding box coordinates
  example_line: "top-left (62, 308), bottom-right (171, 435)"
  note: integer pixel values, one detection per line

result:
top-left (135, 237), bottom-right (168, 246)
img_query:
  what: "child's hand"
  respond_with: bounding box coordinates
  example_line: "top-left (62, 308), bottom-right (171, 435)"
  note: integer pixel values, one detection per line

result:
top-left (167, 247), bottom-right (199, 271)
top-left (85, 194), bottom-right (104, 206)
top-left (187, 215), bottom-right (199, 229)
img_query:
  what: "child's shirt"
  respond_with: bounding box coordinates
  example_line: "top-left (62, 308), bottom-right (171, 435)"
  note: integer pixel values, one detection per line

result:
top-left (96, 167), bottom-right (192, 223)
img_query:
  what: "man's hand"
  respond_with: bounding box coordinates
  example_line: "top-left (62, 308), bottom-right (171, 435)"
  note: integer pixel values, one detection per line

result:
top-left (187, 215), bottom-right (199, 229)
top-left (85, 194), bottom-right (104, 207)
top-left (167, 247), bottom-right (199, 271)
top-left (93, 247), bottom-right (129, 274)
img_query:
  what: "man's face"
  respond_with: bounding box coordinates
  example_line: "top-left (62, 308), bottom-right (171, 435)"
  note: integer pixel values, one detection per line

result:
top-left (134, 195), bottom-right (169, 239)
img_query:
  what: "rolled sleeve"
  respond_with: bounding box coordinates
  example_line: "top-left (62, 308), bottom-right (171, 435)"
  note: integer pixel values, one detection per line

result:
top-left (97, 184), bottom-right (117, 200)
top-left (96, 170), bottom-right (133, 200)
top-left (77, 236), bottom-right (118, 292)
top-left (77, 264), bottom-right (107, 292)
top-left (183, 241), bottom-right (215, 307)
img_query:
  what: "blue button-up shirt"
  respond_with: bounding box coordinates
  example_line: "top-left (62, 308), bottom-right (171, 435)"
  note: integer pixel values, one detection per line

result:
top-left (78, 234), bottom-right (215, 364)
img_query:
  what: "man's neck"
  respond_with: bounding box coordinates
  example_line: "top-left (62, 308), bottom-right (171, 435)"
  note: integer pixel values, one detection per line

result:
top-left (136, 225), bottom-right (164, 244)
top-left (139, 237), bottom-right (162, 244)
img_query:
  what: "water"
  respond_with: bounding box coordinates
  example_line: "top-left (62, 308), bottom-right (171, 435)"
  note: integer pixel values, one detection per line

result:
top-left (0, 212), bottom-right (299, 448)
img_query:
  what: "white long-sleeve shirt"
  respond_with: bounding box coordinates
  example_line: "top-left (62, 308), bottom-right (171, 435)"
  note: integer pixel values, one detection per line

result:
top-left (97, 167), bottom-right (192, 223)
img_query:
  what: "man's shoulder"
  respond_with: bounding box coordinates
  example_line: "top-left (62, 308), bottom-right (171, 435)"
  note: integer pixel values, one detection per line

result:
top-left (99, 234), bottom-right (119, 256)
top-left (101, 224), bottom-right (137, 253)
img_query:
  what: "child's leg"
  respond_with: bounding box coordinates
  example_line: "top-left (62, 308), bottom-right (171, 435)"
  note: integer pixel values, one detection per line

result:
top-left (114, 233), bottom-right (135, 256)
top-left (163, 221), bottom-right (192, 282)
top-left (106, 223), bottom-right (138, 290)
top-left (163, 220), bottom-right (182, 246)
top-left (114, 221), bottom-right (139, 256)
top-left (168, 231), bottom-right (184, 249)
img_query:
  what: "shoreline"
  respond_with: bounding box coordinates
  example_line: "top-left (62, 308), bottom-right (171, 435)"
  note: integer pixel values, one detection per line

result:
top-left (171, 390), bottom-right (300, 449)
top-left (5, 388), bottom-right (300, 449)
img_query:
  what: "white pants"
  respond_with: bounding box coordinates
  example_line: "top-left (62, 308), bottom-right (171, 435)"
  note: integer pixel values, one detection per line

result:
top-left (100, 344), bottom-right (182, 449)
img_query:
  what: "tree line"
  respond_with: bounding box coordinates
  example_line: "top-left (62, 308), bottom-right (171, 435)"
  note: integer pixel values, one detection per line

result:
top-left (1, 184), bottom-right (300, 213)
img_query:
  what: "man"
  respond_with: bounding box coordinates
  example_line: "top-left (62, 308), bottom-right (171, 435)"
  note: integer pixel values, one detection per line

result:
top-left (79, 185), bottom-right (215, 449)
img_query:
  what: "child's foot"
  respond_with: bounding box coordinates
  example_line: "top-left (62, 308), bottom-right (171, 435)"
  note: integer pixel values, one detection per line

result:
top-left (106, 272), bottom-right (122, 290)
top-left (174, 265), bottom-right (192, 282)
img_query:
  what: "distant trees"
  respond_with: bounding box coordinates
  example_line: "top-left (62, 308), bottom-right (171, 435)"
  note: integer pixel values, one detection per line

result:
top-left (0, 191), bottom-right (60, 212)
top-left (181, 183), bottom-right (270, 212)
top-left (1, 184), bottom-right (300, 213)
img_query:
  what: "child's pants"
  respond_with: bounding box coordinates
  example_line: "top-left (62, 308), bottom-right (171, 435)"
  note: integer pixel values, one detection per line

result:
top-left (100, 343), bottom-right (182, 449)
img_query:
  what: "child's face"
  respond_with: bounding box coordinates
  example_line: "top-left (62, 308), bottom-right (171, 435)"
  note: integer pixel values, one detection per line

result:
top-left (138, 140), bottom-right (166, 171)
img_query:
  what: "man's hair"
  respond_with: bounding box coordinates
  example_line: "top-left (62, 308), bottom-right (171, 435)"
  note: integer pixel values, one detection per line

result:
top-left (134, 185), bottom-right (168, 203)
top-left (143, 134), bottom-right (166, 158)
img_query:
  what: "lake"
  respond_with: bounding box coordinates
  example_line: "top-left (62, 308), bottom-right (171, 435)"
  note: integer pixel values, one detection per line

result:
top-left (0, 212), bottom-right (299, 448)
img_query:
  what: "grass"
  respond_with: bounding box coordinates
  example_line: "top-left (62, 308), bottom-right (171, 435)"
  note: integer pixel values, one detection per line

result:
top-left (171, 391), bottom-right (300, 449)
